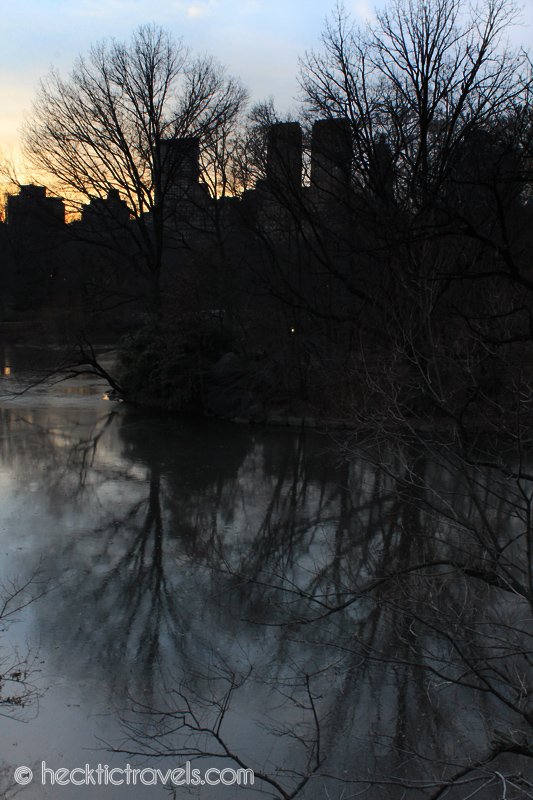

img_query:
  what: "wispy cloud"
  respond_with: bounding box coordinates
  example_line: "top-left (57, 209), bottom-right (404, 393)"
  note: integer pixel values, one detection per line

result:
top-left (351, 0), bottom-right (374, 22)
top-left (174, 0), bottom-right (219, 19)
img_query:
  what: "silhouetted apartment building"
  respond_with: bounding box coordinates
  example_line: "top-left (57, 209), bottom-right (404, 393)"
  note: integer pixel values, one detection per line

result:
top-left (310, 118), bottom-right (352, 201)
top-left (80, 189), bottom-right (131, 231)
top-left (158, 137), bottom-right (213, 239)
top-left (265, 122), bottom-right (303, 195)
top-left (4, 185), bottom-right (67, 311)
top-left (161, 138), bottom-right (200, 198)
top-left (6, 184), bottom-right (65, 228)
top-left (0, 121), bottom-right (387, 318)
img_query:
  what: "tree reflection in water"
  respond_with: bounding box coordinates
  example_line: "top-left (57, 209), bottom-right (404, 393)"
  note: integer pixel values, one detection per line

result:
top-left (1, 406), bottom-right (533, 798)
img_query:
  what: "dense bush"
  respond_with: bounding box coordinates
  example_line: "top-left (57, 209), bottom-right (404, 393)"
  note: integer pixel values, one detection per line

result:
top-left (117, 314), bottom-right (236, 410)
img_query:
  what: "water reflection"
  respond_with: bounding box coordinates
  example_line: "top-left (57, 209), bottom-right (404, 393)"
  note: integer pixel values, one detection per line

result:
top-left (1, 344), bottom-right (11, 376)
top-left (0, 405), bottom-right (531, 798)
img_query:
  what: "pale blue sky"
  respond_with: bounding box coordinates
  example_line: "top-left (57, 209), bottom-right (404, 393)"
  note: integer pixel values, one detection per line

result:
top-left (0, 0), bottom-right (532, 156)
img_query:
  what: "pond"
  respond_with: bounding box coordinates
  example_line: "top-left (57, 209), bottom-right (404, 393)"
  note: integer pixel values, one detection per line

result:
top-left (0, 345), bottom-right (531, 800)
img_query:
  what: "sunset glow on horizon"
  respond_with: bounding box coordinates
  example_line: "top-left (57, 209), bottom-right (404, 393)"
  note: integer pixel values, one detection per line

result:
top-left (1, 0), bottom-right (532, 175)
top-left (1, 1), bottom-right (343, 159)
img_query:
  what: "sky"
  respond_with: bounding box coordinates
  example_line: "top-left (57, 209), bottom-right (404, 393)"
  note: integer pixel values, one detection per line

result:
top-left (1, 0), bottom-right (533, 167)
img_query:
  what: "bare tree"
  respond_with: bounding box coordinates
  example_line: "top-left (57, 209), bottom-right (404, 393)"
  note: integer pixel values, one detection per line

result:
top-left (282, 0), bottom-right (533, 421)
top-left (300, 0), bottom-right (530, 206)
top-left (220, 1), bottom-right (533, 422)
top-left (0, 574), bottom-right (45, 725)
top-left (22, 25), bottom-right (248, 311)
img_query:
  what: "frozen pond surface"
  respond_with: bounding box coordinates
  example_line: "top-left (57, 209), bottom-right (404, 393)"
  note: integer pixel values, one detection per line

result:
top-left (0, 346), bottom-right (355, 799)
top-left (0, 345), bottom-right (526, 800)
